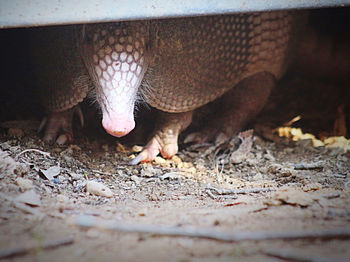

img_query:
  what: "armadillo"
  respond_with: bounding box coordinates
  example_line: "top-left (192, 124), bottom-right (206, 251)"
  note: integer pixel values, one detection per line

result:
top-left (34, 12), bottom-right (295, 163)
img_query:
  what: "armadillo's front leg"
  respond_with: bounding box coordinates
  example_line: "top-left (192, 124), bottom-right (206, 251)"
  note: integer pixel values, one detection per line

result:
top-left (185, 72), bottom-right (276, 144)
top-left (131, 111), bottom-right (193, 164)
top-left (39, 106), bottom-right (83, 145)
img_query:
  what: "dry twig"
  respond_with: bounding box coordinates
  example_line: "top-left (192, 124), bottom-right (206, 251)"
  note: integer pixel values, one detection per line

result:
top-left (76, 216), bottom-right (350, 242)
top-left (264, 248), bottom-right (349, 262)
top-left (15, 148), bottom-right (52, 161)
top-left (0, 235), bottom-right (74, 259)
top-left (293, 162), bottom-right (324, 170)
top-left (206, 185), bottom-right (275, 199)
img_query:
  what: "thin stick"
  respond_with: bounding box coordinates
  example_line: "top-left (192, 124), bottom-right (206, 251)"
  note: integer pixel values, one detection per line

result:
top-left (0, 235), bottom-right (74, 259)
top-left (76, 216), bottom-right (350, 242)
top-left (206, 188), bottom-right (238, 199)
top-left (206, 185), bottom-right (275, 199)
top-left (264, 248), bottom-right (349, 262)
top-left (293, 162), bottom-right (323, 170)
top-left (16, 149), bottom-right (51, 160)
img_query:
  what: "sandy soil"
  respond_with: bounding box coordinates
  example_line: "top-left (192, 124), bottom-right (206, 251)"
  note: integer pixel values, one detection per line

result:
top-left (1, 73), bottom-right (350, 262)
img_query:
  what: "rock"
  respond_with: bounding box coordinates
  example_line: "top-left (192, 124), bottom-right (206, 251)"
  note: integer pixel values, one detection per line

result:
top-left (86, 181), bottom-right (114, 198)
top-left (69, 172), bottom-right (83, 180)
top-left (132, 145), bottom-right (143, 153)
top-left (268, 164), bottom-right (294, 177)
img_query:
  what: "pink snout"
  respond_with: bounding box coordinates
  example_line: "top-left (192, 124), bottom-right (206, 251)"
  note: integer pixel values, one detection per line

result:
top-left (102, 116), bottom-right (135, 137)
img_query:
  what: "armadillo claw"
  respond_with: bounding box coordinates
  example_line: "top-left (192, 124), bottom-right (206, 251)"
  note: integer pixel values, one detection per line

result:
top-left (130, 137), bottom-right (161, 165)
top-left (129, 151), bottom-right (149, 165)
top-left (56, 133), bottom-right (74, 145)
top-left (130, 111), bottom-right (193, 165)
top-left (41, 109), bottom-right (75, 145)
top-left (214, 132), bottom-right (230, 146)
top-left (130, 136), bottom-right (179, 165)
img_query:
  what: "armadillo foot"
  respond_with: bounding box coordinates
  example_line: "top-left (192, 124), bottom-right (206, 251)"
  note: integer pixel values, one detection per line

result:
top-left (39, 106), bottom-right (83, 145)
top-left (130, 111), bottom-right (193, 164)
top-left (185, 72), bottom-right (276, 145)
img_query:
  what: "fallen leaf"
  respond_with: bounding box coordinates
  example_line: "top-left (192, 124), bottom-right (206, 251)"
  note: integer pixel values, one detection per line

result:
top-left (16, 190), bottom-right (41, 206)
top-left (324, 136), bottom-right (350, 152)
top-left (40, 166), bottom-right (60, 180)
top-left (277, 127), bottom-right (324, 147)
top-left (230, 130), bottom-right (254, 164)
top-left (273, 189), bottom-right (314, 207)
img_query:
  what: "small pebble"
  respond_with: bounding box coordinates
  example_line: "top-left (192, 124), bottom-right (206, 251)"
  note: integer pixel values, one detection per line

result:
top-left (154, 156), bottom-right (166, 165)
top-left (86, 181), bottom-right (114, 198)
top-left (57, 194), bottom-right (69, 204)
top-left (183, 162), bottom-right (194, 169)
top-left (69, 172), bottom-right (83, 180)
top-left (132, 145), bottom-right (143, 152)
top-left (187, 167), bottom-right (197, 174)
top-left (16, 178), bottom-right (33, 191)
top-left (130, 175), bottom-right (142, 184)
top-left (115, 142), bottom-right (127, 152)
top-left (171, 155), bottom-right (182, 165)
top-left (140, 165), bottom-right (156, 177)
top-left (102, 144), bottom-right (109, 152)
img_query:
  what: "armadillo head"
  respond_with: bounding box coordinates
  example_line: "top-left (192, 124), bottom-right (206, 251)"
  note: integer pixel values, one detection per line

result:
top-left (81, 22), bottom-right (149, 137)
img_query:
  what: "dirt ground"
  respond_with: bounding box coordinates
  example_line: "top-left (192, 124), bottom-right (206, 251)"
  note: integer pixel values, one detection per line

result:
top-left (1, 71), bottom-right (350, 262)
top-left (1, 9), bottom-right (350, 262)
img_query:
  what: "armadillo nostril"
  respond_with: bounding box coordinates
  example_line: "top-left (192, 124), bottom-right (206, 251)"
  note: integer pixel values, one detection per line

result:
top-left (111, 130), bottom-right (129, 137)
